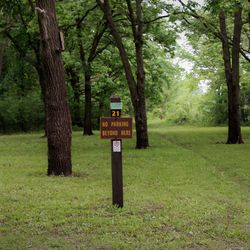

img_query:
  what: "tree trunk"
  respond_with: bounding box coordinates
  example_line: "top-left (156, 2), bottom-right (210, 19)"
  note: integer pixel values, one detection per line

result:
top-left (230, 7), bottom-right (243, 143)
top-left (84, 67), bottom-right (93, 135)
top-left (36, 0), bottom-right (72, 175)
top-left (219, 9), bottom-right (243, 144)
top-left (0, 38), bottom-right (6, 77)
top-left (134, 0), bottom-right (148, 148)
top-left (66, 67), bottom-right (82, 127)
top-left (83, 21), bottom-right (107, 135)
top-left (97, 0), bottom-right (149, 148)
top-left (98, 96), bottom-right (104, 127)
top-left (77, 28), bottom-right (94, 135)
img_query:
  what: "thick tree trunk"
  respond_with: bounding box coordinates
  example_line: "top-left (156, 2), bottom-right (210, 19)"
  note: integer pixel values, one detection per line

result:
top-left (227, 83), bottom-right (242, 143)
top-left (97, 0), bottom-right (149, 148)
top-left (84, 69), bottom-right (93, 135)
top-left (219, 9), bottom-right (243, 144)
top-left (230, 7), bottom-right (243, 143)
top-left (134, 103), bottom-right (148, 148)
top-left (134, 0), bottom-right (148, 148)
top-left (36, 0), bottom-right (72, 175)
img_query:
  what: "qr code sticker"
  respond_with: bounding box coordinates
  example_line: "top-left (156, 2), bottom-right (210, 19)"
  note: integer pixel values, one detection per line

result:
top-left (113, 140), bottom-right (121, 152)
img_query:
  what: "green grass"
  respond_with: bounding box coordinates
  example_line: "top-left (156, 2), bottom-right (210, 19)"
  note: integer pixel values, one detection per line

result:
top-left (0, 122), bottom-right (249, 249)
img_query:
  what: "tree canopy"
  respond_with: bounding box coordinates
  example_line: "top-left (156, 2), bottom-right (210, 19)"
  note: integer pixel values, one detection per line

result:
top-left (1, 0), bottom-right (250, 145)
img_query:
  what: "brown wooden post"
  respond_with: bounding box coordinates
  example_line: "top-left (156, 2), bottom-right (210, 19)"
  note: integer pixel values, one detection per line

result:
top-left (110, 96), bottom-right (123, 207)
top-left (100, 96), bottom-right (132, 207)
top-left (111, 139), bottom-right (123, 207)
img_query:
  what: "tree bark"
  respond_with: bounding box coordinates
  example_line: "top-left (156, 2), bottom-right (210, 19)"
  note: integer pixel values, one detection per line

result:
top-left (98, 96), bottom-right (104, 127)
top-left (36, 0), bottom-right (72, 175)
top-left (219, 8), bottom-right (243, 144)
top-left (77, 19), bottom-right (107, 135)
top-left (84, 65), bottom-right (93, 135)
top-left (77, 27), bottom-right (93, 135)
top-left (134, 0), bottom-right (149, 148)
top-left (97, 0), bottom-right (149, 148)
top-left (0, 38), bottom-right (7, 77)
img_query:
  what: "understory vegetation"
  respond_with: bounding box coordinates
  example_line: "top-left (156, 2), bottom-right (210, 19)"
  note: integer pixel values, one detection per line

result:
top-left (0, 123), bottom-right (249, 249)
top-left (1, 0), bottom-right (250, 247)
top-left (1, 1), bottom-right (250, 133)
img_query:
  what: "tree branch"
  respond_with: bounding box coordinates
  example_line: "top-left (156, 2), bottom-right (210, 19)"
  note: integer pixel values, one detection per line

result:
top-left (60, 4), bottom-right (98, 32)
top-left (3, 30), bottom-right (35, 66)
top-left (16, 0), bottom-right (38, 52)
top-left (144, 14), bottom-right (170, 24)
top-left (126, 0), bottom-right (137, 38)
top-left (88, 20), bottom-right (108, 63)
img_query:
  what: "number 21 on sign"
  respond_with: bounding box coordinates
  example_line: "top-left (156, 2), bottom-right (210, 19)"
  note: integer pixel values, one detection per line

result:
top-left (111, 110), bottom-right (120, 117)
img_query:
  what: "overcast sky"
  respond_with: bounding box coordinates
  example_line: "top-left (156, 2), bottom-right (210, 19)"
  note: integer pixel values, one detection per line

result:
top-left (170, 0), bottom-right (205, 6)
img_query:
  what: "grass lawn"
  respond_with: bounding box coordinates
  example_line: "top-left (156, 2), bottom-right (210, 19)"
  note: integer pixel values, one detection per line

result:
top-left (0, 122), bottom-right (249, 249)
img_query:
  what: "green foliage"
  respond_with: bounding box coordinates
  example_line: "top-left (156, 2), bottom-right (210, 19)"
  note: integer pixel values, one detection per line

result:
top-left (0, 47), bottom-right (44, 132)
top-left (0, 125), bottom-right (249, 248)
top-left (0, 0), bottom-right (181, 133)
top-left (0, 90), bottom-right (44, 133)
top-left (2, 0), bottom-right (250, 131)
top-left (180, 21), bottom-right (250, 126)
top-left (164, 75), bottom-right (205, 124)
top-left (145, 42), bottom-right (180, 115)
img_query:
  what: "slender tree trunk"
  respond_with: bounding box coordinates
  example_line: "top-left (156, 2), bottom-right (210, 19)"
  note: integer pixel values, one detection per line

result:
top-left (66, 67), bottom-right (82, 127)
top-left (98, 96), bottom-right (104, 127)
top-left (0, 38), bottom-right (6, 77)
top-left (84, 67), bottom-right (93, 135)
top-left (77, 27), bottom-right (93, 135)
top-left (36, 0), bottom-right (72, 175)
top-left (219, 9), bottom-right (243, 144)
top-left (83, 21), bottom-right (107, 135)
top-left (0, 41), bottom-right (5, 133)
top-left (97, 0), bottom-right (149, 148)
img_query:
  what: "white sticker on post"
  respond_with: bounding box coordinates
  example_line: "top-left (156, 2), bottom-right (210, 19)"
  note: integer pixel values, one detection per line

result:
top-left (113, 140), bottom-right (121, 152)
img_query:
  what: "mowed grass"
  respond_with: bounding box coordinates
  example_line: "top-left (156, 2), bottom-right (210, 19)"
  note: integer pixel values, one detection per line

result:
top-left (0, 122), bottom-right (249, 249)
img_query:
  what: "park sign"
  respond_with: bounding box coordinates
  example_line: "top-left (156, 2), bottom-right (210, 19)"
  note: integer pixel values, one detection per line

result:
top-left (100, 95), bottom-right (133, 140)
top-left (110, 96), bottom-right (123, 118)
top-left (100, 96), bottom-right (133, 208)
top-left (100, 117), bottom-right (133, 139)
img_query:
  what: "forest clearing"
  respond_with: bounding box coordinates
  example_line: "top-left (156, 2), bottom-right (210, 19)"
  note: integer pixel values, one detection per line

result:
top-left (1, 0), bottom-right (250, 249)
top-left (0, 124), bottom-right (249, 249)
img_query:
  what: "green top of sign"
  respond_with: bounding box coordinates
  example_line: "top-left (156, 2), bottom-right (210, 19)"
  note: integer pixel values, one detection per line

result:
top-left (110, 102), bottom-right (122, 110)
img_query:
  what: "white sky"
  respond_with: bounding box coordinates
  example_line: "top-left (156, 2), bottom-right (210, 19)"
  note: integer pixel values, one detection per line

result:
top-left (168, 0), bottom-right (205, 7)
top-left (170, 0), bottom-right (205, 73)
top-left (170, 0), bottom-right (208, 92)
top-left (174, 32), bottom-right (194, 73)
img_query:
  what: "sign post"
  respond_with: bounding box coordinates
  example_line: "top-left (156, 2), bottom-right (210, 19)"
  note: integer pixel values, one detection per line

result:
top-left (100, 96), bottom-right (132, 208)
top-left (110, 96), bottom-right (123, 208)
top-left (111, 138), bottom-right (123, 207)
